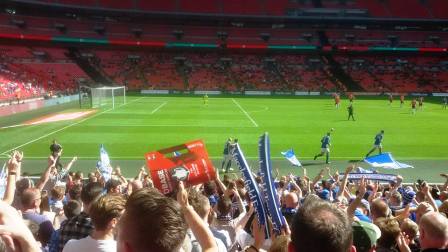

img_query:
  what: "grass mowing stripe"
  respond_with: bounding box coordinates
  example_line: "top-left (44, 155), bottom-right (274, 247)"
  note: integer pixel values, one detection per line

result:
top-left (151, 102), bottom-right (168, 114)
top-left (82, 124), bottom-right (255, 128)
top-left (0, 97), bottom-right (144, 155)
top-left (231, 98), bottom-right (259, 127)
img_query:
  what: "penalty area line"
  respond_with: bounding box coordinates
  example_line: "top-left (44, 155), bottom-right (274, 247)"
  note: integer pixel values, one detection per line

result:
top-left (151, 101), bottom-right (168, 114)
top-left (231, 98), bottom-right (259, 127)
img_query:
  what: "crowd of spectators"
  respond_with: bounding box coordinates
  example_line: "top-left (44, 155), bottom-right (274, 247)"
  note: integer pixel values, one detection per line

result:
top-left (90, 51), bottom-right (337, 92)
top-left (337, 56), bottom-right (448, 93)
top-left (0, 67), bottom-right (44, 103)
top-left (0, 45), bottom-right (88, 103)
top-left (1, 143), bottom-right (448, 252)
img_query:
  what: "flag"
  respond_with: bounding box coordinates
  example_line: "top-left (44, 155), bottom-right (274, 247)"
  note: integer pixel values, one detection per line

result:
top-left (0, 163), bottom-right (6, 199)
top-left (259, 133), bottom-right (286, 235)
top-left (364, 153), bottom-right (413, 169)
top-left (348, 173), bottom-right (397, 183)
top-left (233, 143), bottom-right (270, 238)
top-left (356, 167), bottom-right (375, 173)
top-left (281, 149), bottom-right (302, 167)
top-left (97, 144), bottom-right (113, 181)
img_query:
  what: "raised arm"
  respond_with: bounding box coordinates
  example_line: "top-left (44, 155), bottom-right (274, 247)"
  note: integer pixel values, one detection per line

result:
top-left (289, 175), bottom-right (303, 199)
top-left (311, 168), bottom-right (325, 190)
top-left (336, 165), bottom-right (354, 201)
top-left (177, 181), bottom-right (218, 252)
top-left (36, 157), bottom-right (56, 191)
top-left (137, 166), bottom-right (146, 181)
top-left (60, 156), bottom-right (77, 177)
top-left (235, 202), bottom-right (255, 233)
top-left (347, 176), bottom-right (366, 220)
top-left (114, 166), bottom-right (128, 186)
top-left (422, 183), bottom-right (438, 213)
top-left (214, 168), bottom-right (227, 194)
top-left (3, 151), bottom-right (21, 205)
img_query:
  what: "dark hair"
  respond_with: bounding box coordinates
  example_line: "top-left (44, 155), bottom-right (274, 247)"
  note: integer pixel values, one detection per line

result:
top-left (68, 184), bottom-right (82, 201)
top-left (105, 179), bottom-right (121, 193)
top-left (203, 181), bottom-right (217, 196)
top-left (217, 195), bottom-right (232, 216)
top-left (63, 200), bottom-right (81, 219)
top-left (291, 197), bottom-right (353, 252)
top-left (119, 188), bottom-right (187, 252)
top-left (80, 182), bottom-right (103, 205)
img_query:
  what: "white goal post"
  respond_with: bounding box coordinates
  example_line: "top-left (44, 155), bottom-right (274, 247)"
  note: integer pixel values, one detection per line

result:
top-left (90, 86), bottom-right (126, 109)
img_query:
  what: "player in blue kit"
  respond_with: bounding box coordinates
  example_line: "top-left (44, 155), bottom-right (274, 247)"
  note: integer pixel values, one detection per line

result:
top-left (314, 132), bottom-right (331, 164)
top-left (365, 130), bottom-right (384, 158)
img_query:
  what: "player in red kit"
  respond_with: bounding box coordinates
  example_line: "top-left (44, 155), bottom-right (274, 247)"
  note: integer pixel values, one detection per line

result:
top-left (334, 94), bottom-right (340, 109)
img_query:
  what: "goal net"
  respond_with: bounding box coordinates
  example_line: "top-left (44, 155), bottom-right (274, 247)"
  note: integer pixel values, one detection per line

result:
top-left (79, 86), bottom-right (126, 109)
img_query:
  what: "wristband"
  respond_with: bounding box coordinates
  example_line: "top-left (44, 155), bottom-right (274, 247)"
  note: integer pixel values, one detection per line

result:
top-left (9, 172), bottom-right (17, 175)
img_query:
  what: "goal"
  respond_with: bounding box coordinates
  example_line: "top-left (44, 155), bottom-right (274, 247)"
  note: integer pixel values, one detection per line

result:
top-left (79, 86), bottom-right (126, 109)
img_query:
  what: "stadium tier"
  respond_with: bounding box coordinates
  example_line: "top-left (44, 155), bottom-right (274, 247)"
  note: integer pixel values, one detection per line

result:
top-left (24, 0), bottom-right (448, 18)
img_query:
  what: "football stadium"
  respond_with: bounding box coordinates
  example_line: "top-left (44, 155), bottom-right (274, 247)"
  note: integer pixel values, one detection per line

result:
top-left (0, 1), bottom-right (447, 251)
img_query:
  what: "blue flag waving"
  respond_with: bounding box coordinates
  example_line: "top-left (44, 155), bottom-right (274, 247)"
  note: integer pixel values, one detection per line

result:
top-left (364, 153), bottom-right (413, 169)
top-left (281, 148), bottom-right (302, 167)
top-left (260, 133), bottom-right (286, 235)
top-left (97, 144), bottom-right (113, 181)
top-left (233, 143), bottom-right (270, 238)
top-left (0, 162), bottom-right (6, 199)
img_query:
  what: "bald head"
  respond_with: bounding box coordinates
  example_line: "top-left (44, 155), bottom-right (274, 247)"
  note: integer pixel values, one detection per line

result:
top-left (285, 192), bottom-right (299, 209)
top-left (130, 180), bottom-right (143, 191)
top-left (419, 212), bottom-right (448, 249)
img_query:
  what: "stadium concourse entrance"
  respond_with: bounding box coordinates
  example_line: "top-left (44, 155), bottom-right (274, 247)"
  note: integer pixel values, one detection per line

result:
top-left (79, 86), bottom-right (126, 109)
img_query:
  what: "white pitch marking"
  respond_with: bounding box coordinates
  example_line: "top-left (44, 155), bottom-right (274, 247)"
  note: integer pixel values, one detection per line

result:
top-left (150, 102), bottom-right (167, 114)
top-left (0, 97), bottom-right (144, 155)
top-left (83, 124), bottom-right (254, 128)
top-left (231, 98), bottom-right (259, 127)
top-left (0, 124), bottom-right (28, 129)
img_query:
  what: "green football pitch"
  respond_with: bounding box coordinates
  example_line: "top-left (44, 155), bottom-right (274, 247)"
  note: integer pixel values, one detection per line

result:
top-left (0, 95), bottom-right (447, 182)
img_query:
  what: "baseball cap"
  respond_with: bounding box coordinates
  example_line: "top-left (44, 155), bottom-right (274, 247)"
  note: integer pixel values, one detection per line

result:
top-left (402, 190), bottom-right (416, 205)
top-left (319, 189), bottom-right (330, 201)
top-left (352, 220), bottom-right (381, 252)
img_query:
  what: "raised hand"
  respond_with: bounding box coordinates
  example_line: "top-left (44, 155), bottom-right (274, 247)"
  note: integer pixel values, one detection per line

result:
top-left (176, 181), bottom-right (189, 207)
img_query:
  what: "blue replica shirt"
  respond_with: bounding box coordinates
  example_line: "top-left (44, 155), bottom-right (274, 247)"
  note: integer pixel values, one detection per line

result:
top-left (374, 133), bottom-right (383, 145)
top-left (321, 135), bottom-right (330, 148)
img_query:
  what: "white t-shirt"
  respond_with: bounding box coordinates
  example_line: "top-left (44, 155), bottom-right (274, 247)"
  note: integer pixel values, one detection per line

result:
top-left (62, 236), bottom-right (116, 252)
